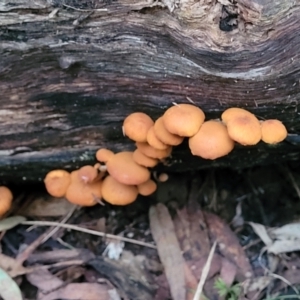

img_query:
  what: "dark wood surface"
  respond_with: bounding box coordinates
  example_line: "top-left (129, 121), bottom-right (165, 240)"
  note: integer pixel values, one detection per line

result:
top-left (1, 0), bottom-right (300, 183)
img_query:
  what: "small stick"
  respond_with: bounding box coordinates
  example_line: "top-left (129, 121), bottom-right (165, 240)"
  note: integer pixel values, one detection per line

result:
top-left (21, 220), bottom-right (156, 249)
top-left (16, 206), bottom-right (78, 265)
top-left (186, 97), bottom-right (195, 104)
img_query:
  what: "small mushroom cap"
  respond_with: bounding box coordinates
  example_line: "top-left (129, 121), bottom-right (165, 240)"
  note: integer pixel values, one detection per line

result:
top-left (102, 175), bottom-right (138, 205)
top-left (162, 104), bottom-right (205, 137)
top-left (226, 115), bottom-right (261, 145)
top-left (261, 119), bottom-right (287, 144)
top-left (78, 165), bottom-right (98, 183)
top-left (0, 186), bottom-right (13, 216)
top-left (133, 149), bottom-right (159, 167)
top-left (153, 117), bottom-right (184, 146)
top-left (44, 170), bottom-right (71, 198)
top-left (123, 112), bottom-right (154, 142)
top-left (221, 107), bottom-right (254, 124)
top-left (65, 171), bottom-right (101, 206)
top-left (158, 173), bottom-right (169, 182)
top-left (106, 151), bottom-right (150, 185)
top-left (137, 179), bottom-right (157, 196)
top-left (147, 126), bottom-right (168, 150)
top-left (189, 120), bottom-right (235, 159)
top-left (96, 148), bottom-right (114, 163)
top-left (136, 142), bottom-right (172, 159)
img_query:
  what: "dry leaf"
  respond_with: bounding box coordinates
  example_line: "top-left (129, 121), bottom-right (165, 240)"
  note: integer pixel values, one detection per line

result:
top-left (204, 212), bottom-right (253, 279)
top-left (149, 203), bottom-right (186, 300)
top-left (268, 239), bottom-right (300, 255)
top-left (217, 0), bottom-right (232, 5)
top-left (0, 253), bottom-right (29, 278)
top-left (88, 255), bottom-right (155, 300)
top-left (26, 269), bottom-right (63, 293)
top-left (272, 269), bottom-right (300, 293)
top-left (154, 273), bottom-right (172, 300)
top-left (38, 283), bottom-right (113, 300)
top-left (219, 258), bottom-right (237, 287)
top-left (249, 222), bottom-right (300, 254)
top-left (243, 276), bottom-right (272, 294)
top-left (174, 206), bottom-right (221, 281)
top-left (248, 222), bottom-right (273, 247)
top-left (174, 206), bottom-right (210, 260)
top-left (184, 262), bottom-right (198, 300)
top-left (21, 196), bottom-right (76, 217)
top-left (270, 222), bottom-right (300, 240)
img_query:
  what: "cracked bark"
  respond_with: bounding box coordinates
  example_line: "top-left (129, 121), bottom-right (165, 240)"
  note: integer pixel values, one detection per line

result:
top-left (0, 0), bottom-right (300, 182)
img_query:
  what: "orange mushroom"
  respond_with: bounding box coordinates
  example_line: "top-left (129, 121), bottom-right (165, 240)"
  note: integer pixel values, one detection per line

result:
top-left (226, 116), bottom-right (261, 146)
top-left (44, 170), bottom-right (71, 198)
top-left (65, 170), bottom-right (102, 206)
top-left (133, 149), bottom-right (159, 167)
top-left (106, 151), bottom-right (150, 185)
top-left (261, 119), bottom-right (287, 144)
top-left (102, 175), bottom-right (138, 205)
top-left (222, 108), bottom-right (261, 146)
top-left (147, 126), bottom-right (168, 150)
top-left (78, 165), bottom-right (98, 183)
top-left (162, 104), bottom-right (205, 137)
top-left (0, 186), bottom-right (13, 216)
top-left (221, 107), bottom-right (254, 124)
top-left (153, 117), bottom-right (184, 146)
top-left (123, 112), bottom-right (154, 142)
top-left (136, 142), bottom-right (172, 159)
top-left (189, 120), bottom-right (235, 159)
top-left (96, 148), bottom-right (114, 163)
top-left (137, 179), bottom-right (157, 196)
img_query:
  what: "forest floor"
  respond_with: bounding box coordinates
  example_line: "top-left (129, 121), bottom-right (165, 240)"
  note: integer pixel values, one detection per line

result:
top-left (1, 162), bottom-right (300, 300)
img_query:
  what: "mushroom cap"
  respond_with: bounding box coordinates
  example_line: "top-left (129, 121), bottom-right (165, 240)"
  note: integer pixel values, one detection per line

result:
top-left (158, 173), bottom-right (169, 182)
top-left (153, 117), bottom-right (184, 146)
top-left (136, 142), bottom-right (172, 159)
top-left (147, 126), bottom-right (168, 150)
top-left (133, 149), bottom-right (159, 167)
top-left (65, 171), bottom-right (101, 206)
top-left (221, 107), bottom-right (254, 124)
top-left (78, 165), bottom-right (98, 183)
top-left (106, 151), bottom-right (150, 185)
top-left (44, 170), bottom-right (71, 198)
top-left (137, 179), bottom-right (157, 196)
top-left (96, 148), bottom-right (114, 163)
top-left (102, 175), bottom-right (138, 205)
top-left (189, 120), bottom-right (235, 159)
top-left (123, 112), bottom-right (154, 142)
top-left (261, 119), bottom-right (287, 144)
top-left (0, 186), bottom-right (13, 216)
top-left (162, 104), bottom-right (205, 137)
top-left (226, 115), bottom-right (261, 145)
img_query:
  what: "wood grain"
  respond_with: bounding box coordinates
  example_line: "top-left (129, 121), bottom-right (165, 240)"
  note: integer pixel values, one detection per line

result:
top-left (1, 0), bottom-right (300, 182)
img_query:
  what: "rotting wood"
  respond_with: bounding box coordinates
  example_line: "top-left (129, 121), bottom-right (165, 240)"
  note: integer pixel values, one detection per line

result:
top-left (1, 0), bottom-right (300, 182)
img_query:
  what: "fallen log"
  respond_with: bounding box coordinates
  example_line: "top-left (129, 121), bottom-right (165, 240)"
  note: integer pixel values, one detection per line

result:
top-left (1, 0), bottom-right (300, 182)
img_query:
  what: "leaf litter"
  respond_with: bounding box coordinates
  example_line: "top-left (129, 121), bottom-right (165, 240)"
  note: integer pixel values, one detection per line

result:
top-left (1, 164), bottom-right (300, 299)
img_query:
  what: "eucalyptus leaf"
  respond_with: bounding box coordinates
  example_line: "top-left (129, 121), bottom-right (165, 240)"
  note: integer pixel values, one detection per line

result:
top-left (0, 267), bottom-right (22, 300)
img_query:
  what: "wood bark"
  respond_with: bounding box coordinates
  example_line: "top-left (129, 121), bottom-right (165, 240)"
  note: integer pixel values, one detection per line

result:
top-left (0, 0), bottom-right (300, 182)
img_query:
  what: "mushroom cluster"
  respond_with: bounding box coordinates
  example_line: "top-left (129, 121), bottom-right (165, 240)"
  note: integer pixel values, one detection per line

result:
top-left (44, 150), bottom-right (158, 207)
top-left (122, 104), bottom-right (287, 161)
top-left (44, 104), bottom-right (288, 207)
